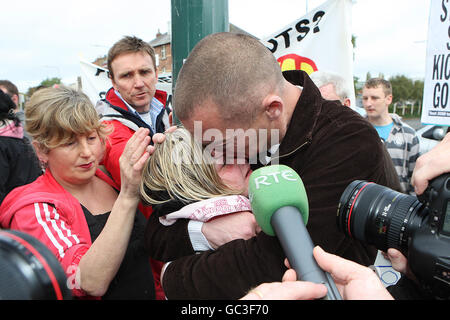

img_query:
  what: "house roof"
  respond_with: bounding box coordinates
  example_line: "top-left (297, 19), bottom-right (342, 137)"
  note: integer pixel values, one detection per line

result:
top-left (149, 32), bottom-right (171, 47)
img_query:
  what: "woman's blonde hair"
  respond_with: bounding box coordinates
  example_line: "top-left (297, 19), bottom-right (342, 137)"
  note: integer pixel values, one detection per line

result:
top-left (25, 86), bottom-right (112, 153)
top-left (140, 127), bottom-right (242, 205)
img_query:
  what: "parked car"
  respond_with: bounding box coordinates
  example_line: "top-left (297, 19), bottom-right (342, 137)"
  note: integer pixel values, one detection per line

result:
top-left (416, 125), bottom-right (449, 155)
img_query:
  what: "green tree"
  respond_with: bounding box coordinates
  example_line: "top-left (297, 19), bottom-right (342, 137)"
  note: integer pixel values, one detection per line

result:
top-left (26, 77), bottom-right (62, 97)
top-left (412, 79), bottom-right (424, 104)
top-left (389, 75), bottom-right (413, 105)
top-left (388, 75), bottom-right (424, 117)
top-left (40, 77), bottom-right (61, 87)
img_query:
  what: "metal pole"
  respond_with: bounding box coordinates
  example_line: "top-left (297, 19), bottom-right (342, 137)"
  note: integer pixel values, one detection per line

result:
top-left (171, 0), bottom-right (229, 123)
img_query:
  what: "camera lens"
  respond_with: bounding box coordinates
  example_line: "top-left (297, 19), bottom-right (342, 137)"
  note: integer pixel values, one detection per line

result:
top-left (337, 180), bottom-right (426, 254)
top-left (0, 230), bottom-right (71, 300)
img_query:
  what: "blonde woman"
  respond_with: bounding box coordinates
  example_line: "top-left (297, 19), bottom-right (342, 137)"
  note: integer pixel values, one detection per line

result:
top-left (140, 127), bottom-right (258, 262)
top-left (0, 86), bottom-right (155, 299)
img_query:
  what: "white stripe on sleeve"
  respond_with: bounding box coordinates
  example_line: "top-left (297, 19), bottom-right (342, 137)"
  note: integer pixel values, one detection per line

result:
top-left (49, 205), bottom-right (80, 245)
top-left (43, 203), bottom-right (73, 248)
top-left (34, 203), bottom-right (70, 259)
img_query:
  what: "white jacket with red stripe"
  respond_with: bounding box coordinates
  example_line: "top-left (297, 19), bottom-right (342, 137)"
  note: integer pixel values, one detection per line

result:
top-left (0, 168), bottom-right (118, 298)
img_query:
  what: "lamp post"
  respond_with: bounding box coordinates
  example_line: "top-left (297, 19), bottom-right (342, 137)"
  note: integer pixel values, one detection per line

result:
top-left (171, 0), bottom-right (229, 123)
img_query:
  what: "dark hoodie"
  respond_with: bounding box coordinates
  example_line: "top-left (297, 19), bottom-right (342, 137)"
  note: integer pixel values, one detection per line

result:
top-left (0, 90), bottom-right (42, 204)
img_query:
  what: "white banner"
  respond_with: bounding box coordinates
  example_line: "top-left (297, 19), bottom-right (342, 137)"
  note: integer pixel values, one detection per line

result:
top-left (422, 0), bottom-right (450, 125)
top-left (261, 0), bottom-right (355, 106)
top-left (79, 60), bottom-right (111, 105)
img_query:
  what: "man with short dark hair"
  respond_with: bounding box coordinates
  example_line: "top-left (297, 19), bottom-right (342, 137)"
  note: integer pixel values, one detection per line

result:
top-left (362, 78), bottom-right (419, 194)
top-left (159, 32), bottom-right (401, 299)
top-left (96, 36), bottom-right (171, 189)
top-left (95, 36), bottom-right (172, 300)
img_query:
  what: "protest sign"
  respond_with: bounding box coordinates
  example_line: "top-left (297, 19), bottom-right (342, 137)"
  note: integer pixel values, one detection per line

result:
top-left (261, 0), bottom-right (355, 106)
top-left (422, 0), bottom-right (450, 125)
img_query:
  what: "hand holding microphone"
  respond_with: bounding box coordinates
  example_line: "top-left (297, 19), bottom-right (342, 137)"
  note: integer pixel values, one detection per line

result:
top-left (241, 246), bottom-right (393, 300)
top-left (248, 165), bottom-right (342, 300)
top-left (247, 165), bottom-right (394, 300)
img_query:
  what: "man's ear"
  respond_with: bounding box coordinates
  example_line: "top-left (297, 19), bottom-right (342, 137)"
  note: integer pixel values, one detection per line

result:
top-left (343, 98), bottom-right (351, 107)
top-left (169, 111), bottom-right (173, 126)
top-left (386, 94), bottom-right (393, 106)
top-left (108, 67), bottom-right (119, 91)
top-left (110, 75), bottom-right (118, 91)
top-left (263, 95), bottom-right (283, 120)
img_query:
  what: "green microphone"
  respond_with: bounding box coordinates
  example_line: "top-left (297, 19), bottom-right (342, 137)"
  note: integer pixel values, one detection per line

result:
top-left (248, 165), bottom-right (309, 235)
top-left (248, 165), bottom-right (342, 300)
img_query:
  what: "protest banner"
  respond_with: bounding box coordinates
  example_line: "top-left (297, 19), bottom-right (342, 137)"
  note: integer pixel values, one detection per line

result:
top-left (422, 0), bottom-right (450, 125)
top-left (261, 0), bottom-right (355, 106)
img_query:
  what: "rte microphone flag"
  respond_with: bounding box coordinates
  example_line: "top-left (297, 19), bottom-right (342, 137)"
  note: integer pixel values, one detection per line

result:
top-left (248, 165), bottom-right (309, 236)
top-left (261, 0), bottom-right (355, 106)
top-left (248, 165), bottom-right (342, 300)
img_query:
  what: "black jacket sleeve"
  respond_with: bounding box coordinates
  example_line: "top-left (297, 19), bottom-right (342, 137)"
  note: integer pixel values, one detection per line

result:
top-left (162, 232), bottom-right (286, 299)
top-left (144, 200), bottom-right (196, 261)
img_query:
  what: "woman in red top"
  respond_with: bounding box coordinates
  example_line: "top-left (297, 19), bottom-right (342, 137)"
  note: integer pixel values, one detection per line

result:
top-left (0, 86), bottom-right (155, 299)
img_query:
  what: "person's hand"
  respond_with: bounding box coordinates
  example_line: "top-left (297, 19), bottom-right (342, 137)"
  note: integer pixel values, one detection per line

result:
top-left (241, 245), bottom-right (394, 301)
top-left (147, 126), bottom-right (178, 155)
top-left (201, 211), bottom-right (260, 249)
top-left (385, 248), bottom-right (418, 283)
top-left (313, 246), bottom-right (393, 300)
top-left (241, 267), bottom-right (327, 300)
top-left (119, 128), bottom-right (151, 198)
top-left (412, 132), bottom-right (450, 195)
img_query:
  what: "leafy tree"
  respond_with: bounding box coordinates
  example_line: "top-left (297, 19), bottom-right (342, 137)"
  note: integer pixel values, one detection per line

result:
top-left (40, 77), bottom-right (61, 87)
top-left (389, 75), bottom-right (423, 106)
top-left (26, 77), bottom-right (61, 97)
top-left (389, 75), bottom-right (413, 105)
top-left (388, 75), bottom-right (424, 117)
top-left (412, 79), bottom-right (424, 104)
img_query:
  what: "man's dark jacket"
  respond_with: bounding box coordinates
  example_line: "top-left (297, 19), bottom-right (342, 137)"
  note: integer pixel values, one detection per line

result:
top-left (151, 70), bottom-right (401, 299)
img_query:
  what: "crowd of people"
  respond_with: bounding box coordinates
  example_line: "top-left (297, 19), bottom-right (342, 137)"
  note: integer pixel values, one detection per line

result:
top-left (0, 32), bottom-right (446, 301)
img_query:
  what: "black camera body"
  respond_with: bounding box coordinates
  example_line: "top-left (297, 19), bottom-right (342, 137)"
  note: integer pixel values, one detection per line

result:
top-left (337, 174), bottom-right (450, 299)
top-left (410, 174), bottom-right (450, 298)
top-left (0, 230), bottom-right (71, 299)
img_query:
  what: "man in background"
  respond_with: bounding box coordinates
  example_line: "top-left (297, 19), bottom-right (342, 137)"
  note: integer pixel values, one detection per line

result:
top-left (0, 80), bottom-right (32, 141)
top-left (309, 70), bottom-right (366, 116)
top-left (0, 80), bottom-right (20, 108)
top-left (362, 78), bottom-right (419, 195)
top-left (96, 36), bottom-right (171, 189)
top-left (309, 71), bottom-right (351, 107)
top-left (95, 36), bottom-right (171, 300)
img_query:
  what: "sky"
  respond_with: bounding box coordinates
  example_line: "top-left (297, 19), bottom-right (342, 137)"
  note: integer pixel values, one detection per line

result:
top-left (0, 0), bottom-right (430, 93)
